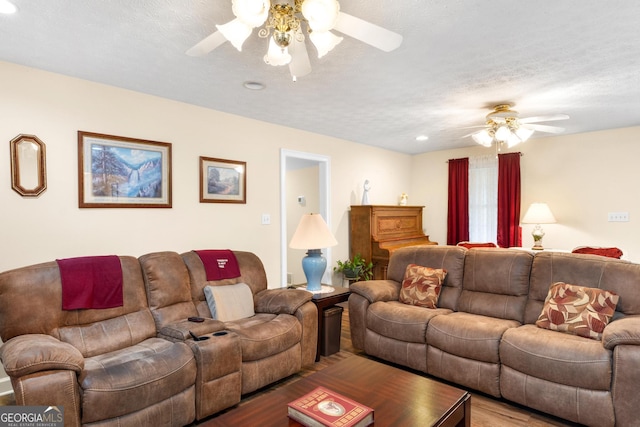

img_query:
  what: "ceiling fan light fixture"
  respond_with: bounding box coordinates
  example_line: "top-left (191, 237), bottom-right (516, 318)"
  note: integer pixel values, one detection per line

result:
top-left (189, 0), bottom-right (402, 79)
top-left (301, 0), bottom-right (340, 32)
top-left (264, 36), bottom-right (292, 65)
top-left (216, 18), bottom-right (253, 51)
top-left (309, 30), bottom-right (343, 58)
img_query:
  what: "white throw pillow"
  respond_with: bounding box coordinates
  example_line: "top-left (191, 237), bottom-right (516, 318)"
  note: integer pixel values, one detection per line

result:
top-left (204, 283), bottom-right (255, 322)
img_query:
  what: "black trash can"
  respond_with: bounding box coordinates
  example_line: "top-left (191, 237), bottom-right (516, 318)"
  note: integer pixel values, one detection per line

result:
top-left (321, 305), bottom-right (344, 356)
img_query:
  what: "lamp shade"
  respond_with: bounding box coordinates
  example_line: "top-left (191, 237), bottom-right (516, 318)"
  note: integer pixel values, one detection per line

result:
top-left (522, 203), bottom-right (556, 224)
top-left (289, 213), bottom-right (338, 249)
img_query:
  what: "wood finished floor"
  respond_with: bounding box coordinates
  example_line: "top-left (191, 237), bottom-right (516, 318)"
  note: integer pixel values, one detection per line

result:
top-left (0, 302), bottom-right (581, 426)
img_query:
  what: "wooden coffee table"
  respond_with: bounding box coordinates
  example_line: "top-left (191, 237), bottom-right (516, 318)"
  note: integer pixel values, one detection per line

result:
top-left (202, 356), bottom-right (470, 426)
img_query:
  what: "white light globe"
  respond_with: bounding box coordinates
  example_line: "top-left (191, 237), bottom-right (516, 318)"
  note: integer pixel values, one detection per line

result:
top-left (216, 18), bottom-right (253, 51)
top-left (264, 37), bottom-right (292, 66)
top-left (232, 0), bottom-right (270, 28)
top-left (301, 0), bottom-right (340, 32)
top-left (309, 30), bottom-right (343, 58)
top-left (494, 125), bottom-right (511, 141)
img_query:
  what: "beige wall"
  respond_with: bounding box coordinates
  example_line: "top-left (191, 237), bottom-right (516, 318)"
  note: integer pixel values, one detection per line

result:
top-left (411, 126), bottom-right (640, 261)
top-left (0, 61), bottom-right (412, 287)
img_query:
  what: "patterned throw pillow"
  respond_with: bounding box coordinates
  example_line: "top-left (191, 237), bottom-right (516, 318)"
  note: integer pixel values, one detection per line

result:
top-left (535, 282), bottom-right (619, 340)
top-left (399, 264), bottom-right (447, 308)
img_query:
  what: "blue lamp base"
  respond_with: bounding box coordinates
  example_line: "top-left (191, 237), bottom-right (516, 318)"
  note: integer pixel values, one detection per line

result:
top-left (302, 249), bottom-right (326, 292)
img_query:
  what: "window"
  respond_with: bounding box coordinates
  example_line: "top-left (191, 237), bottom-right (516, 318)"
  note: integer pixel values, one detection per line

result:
top-left (468, 155), bottom-right (498, 243)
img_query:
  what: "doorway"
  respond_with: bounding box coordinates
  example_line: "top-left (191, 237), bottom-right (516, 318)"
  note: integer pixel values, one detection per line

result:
top-left (280, 149), bottom-right (332, 288)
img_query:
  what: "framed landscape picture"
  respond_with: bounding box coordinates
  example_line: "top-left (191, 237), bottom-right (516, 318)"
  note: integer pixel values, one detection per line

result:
top-left (78, 131), bottom-right (172, 208)
top-left (200, 156), bottom-right (246, 204)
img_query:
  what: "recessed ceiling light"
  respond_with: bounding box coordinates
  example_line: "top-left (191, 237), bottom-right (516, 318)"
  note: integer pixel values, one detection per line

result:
top-left (0, 0), bottom-right (17, 14)
top-left (416, 135), bottom-right (429, 141)
top-left (243, 81), bottom-right (265, 90)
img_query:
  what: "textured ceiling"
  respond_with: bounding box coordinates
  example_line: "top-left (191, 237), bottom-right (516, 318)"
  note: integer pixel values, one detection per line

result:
top-left (1, 1), bottom-right (639, 154)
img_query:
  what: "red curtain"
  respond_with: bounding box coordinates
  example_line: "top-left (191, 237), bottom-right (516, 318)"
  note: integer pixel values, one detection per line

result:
top-left (447, 158), bottom-right (469, 245)
top-left (497, 153), bottom-right (521, 248)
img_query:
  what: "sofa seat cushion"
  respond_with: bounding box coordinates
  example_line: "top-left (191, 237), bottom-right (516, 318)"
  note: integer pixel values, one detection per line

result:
top-left (427, 312), bottom-right (520, 363)
top-left (225, 313), bottom-right (302, 362)
top-left (79, 337), bottom-right (196, 423)
top-left (500, 324), bottom-right (612, 391)
top-left (367, 301), bottom-right (452, 344)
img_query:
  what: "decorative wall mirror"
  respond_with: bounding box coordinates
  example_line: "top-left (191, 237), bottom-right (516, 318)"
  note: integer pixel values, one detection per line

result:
top-left (10, 134), bottom-right (47, 197)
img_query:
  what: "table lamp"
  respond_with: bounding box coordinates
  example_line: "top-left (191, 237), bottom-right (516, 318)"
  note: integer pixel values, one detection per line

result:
top-left (521, 203), bottom-right (556, 250)
top-left (289, 213), bottom-right (338, 292)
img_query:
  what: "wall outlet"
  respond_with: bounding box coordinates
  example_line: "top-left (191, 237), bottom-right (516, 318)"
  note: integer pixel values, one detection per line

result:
top-left (261, 213), bottom-right (271, 225)
top-left (608, 212), bottom-right (629, 222)
top-left (287, 273), bottom-right (293, 285)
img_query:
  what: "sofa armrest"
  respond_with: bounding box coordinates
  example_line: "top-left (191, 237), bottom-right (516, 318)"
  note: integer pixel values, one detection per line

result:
top-left (254, 289), bottom-right (312, 315)
top-left (158, 318), bottom-right (226, 342)
top-left (0, 334), bottom-right (84, 378)
top-left (350, 280), bottom-right (401, 303)
top-left (602, 315), bottom-right (640, 349)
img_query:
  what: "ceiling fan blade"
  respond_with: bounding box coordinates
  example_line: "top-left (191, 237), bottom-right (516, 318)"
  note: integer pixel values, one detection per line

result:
top-left (519, 114), bottom-right (570, 124)
top-left (461, 130), bottom-right (484, 138)
top-left (459, 124), bottom-right (490, 130)
top-left (333, 12), bottom-right (402, 52)
top-left (288, 32), bottom-right (312, 79)
top-left (523, 123), bottom-right (566, 134)
top-left (186, 31), bottom-right (228, 56)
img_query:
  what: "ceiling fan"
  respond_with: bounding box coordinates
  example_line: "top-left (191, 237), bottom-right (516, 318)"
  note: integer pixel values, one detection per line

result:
top-left (463, 104), bottom-right (569, 148)
top-left (186, 0), bottom-right (403, 80)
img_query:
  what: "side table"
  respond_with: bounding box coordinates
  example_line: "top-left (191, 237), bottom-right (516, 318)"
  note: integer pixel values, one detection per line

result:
top-left (294, 285), bottom-right (351, 362)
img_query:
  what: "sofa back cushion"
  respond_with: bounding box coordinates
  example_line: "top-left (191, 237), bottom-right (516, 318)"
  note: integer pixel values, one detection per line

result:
top-left (387, 245), bottom-right (466, 311)
top-left (526, 252), bottom-right (640, 324)
top-left (182, 251), bottom-right (267, 318)
top-left (139, 251), bottom-right (198, 330)
top-left (0, 256), bottom-right (156, 357)
top-left (458, 248), bottom-right (533, 322)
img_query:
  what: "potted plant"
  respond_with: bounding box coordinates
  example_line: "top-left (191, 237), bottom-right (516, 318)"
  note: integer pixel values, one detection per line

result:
top-left (334, 254), bottom-right (373, 281)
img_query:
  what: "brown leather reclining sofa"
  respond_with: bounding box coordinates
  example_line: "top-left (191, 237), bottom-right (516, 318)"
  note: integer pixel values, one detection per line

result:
top-left (0, 250), bottom-right (317, 426)
top-left (349, 245), bottom-right (640, 426)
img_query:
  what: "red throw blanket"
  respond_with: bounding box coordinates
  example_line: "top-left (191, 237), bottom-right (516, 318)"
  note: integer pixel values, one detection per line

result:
top-left (572, 247), bottom-right (623, 259)
top-left (56, 255), bottom-right (124, 310)
top-left (194, 250), bottom-right (241, 281)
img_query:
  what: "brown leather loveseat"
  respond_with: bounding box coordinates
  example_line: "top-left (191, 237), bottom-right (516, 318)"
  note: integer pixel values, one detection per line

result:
top-left (349, 245), bottom-right (640, 426)
top-left (0, 250), bottom-right (317, 426)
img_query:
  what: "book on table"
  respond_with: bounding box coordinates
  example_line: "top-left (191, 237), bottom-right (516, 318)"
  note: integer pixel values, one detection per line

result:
top-left (287, 386), bottom-right (374, 427)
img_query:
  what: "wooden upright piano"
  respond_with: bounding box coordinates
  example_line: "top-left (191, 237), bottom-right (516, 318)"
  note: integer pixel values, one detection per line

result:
top-left (349, 205), bottom-right (437, 280)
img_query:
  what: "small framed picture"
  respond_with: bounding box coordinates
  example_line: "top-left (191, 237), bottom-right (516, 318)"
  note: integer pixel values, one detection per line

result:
top-left (200, 156), bottom-right (246, 204)
top-left (78, 131), bottom-right (172, 208)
